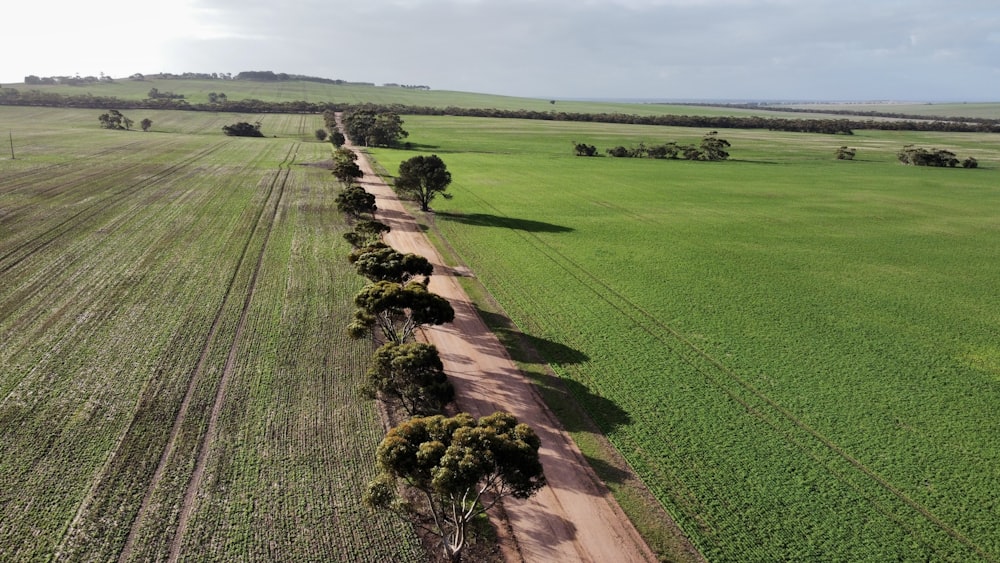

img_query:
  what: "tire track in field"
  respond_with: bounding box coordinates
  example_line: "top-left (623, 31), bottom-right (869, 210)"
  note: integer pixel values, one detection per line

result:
top-left (0, 141), bottom-right (229, 276)
top-left (456, 190), bottom-right (992, 560)
top-left (115, 143), bottom-right (297, 563)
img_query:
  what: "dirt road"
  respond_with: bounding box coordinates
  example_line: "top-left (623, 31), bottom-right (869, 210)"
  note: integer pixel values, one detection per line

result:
top-left (343, 131), bottom-right (657, 562)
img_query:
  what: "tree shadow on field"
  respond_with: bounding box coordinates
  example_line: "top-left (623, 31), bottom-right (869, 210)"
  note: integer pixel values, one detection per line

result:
top-left (437, 212), bottom-right (574, 233)
top-left (474, 306), bottom-right (631, 434)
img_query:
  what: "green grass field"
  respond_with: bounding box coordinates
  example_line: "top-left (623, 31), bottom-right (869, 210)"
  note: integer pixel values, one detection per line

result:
top-left (0, 107), bottom-right (423, 561)
top-left (369, 116), bottom-right (1000, 561)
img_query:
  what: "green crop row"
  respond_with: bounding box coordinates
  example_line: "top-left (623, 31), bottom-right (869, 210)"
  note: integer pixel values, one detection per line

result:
top-left (368, 115), bottom-right (1000, 561)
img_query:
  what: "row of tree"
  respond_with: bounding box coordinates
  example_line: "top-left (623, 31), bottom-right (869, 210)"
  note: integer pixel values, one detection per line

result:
top-left (578, 132), bottom-right (732, 161)
top-left (339, 103), bottom-right (1000, 134)
top-left (333, 109), bottom-right (409, 147)
top-left (97, 110), bottom-right (152, 132)
top-left (25, 74), bottom-right (112, 85)
top-left (327, 122), bottom-right (544, 561)
top-left (722, 101), bottom-right (1000, 128)
top-left (9, 90), bottom-right (1000, 134)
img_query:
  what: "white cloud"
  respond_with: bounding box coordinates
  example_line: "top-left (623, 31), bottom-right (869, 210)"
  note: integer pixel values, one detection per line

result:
top-left (4, 0), bottom-right (1000, 100)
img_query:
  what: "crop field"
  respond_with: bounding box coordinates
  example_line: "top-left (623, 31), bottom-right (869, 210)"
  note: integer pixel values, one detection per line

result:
top-left (369, 116), bottom-right (1000, 561)
top-left (0, 107), bottom-right (423, 561)
top-left (2, 77), bottom-right (824, 117)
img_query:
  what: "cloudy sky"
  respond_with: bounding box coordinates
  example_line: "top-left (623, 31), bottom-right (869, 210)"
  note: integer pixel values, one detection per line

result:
top-left (6, 0), bottom-right (1000, 101)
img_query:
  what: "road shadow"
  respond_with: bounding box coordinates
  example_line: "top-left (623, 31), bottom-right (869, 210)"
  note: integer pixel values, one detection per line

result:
top-left (436, 212), bottom-right (574, 233)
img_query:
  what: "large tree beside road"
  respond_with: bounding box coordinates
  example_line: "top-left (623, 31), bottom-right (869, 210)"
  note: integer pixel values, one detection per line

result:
top-left (395, 154), bottom-right (452, 212)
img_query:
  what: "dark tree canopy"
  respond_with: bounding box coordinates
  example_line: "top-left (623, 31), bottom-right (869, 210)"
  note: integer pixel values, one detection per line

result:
top-left (332, 159), bottom-right (364, 186)
top-left (395, 154), bottom-right (453, 212)
top-left (331, 146), bottom-right (363, 185)
top-left (835, 146), bottom-right (857, 160)
top-left (348, 280), bottom-right (454, 344)
top-left (602, 138), bottom-right (720, 160)
top-left (335, 185), bottom-right (376, 219)
top-left (898, 145), bottom-right (961, 167)
top-left (350, 244), bottom-right (433, 284)
top-left (222, 121), bottom-right (263, 137)
top-left (343, 219), bottom-right (391, 248)
top-left (364, 342), bottom-right (454, 416)
top-left (342, 109), bottom-right (408, 147)
top-left (140, 118), bottom-right (153, 132)
top-left (365, 411), bottom-right (545, 562)
top-left (98, 109), bottom-right (132, 130)
top-left (699, 133), bottom-right (731, 161)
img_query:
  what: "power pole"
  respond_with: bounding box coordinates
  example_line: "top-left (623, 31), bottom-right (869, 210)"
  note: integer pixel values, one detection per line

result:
top-left (8, 131), bottom-right (14, 160)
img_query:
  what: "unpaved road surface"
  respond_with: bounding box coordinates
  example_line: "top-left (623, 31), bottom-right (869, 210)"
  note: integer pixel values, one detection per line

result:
top-left (344, 130), bottom-right (657, 562)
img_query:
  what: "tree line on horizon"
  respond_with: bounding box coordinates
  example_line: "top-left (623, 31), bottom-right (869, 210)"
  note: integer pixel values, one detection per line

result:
top-left (5, 88), bottom-right (1000, 134)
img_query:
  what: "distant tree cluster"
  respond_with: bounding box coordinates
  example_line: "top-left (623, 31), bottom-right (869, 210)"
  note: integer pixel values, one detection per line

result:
top-left (589, 133), bottom-right (731, 161)
top-left (221, 121), bottom-right (263, 137)
top-left (336, 108), bottom-right (409, 147)
top-left (381, 83), bottom-right (431, 90)
top-left (897, 145), bottom-right (977, 168)
top-left (835, 146), bottom-right (857, 160)
top-left (207, 92), bottom-right (228, 104)
top-left (233, 70), bottom-right (372, 85)
top-left (147, 88), bottom-right (184, 100)
top-left (236, 71), bottom-right (294, 81)
top-left (25, 74), bottom-right (111, 85)
top-left (98, 110), bottom-right (133, 130)
top-left (135, 72), bottom-right (232, 80)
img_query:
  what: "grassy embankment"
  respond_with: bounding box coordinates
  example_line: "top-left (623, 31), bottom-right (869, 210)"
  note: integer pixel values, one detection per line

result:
top-left (0, 106), bottom-right (423, 561)
top-left (368, 115), bottom-right (1000, 561)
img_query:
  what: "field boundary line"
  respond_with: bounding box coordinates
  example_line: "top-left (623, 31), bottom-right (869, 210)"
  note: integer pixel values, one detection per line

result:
top-left (455, 189), bottom-right (991, 560)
